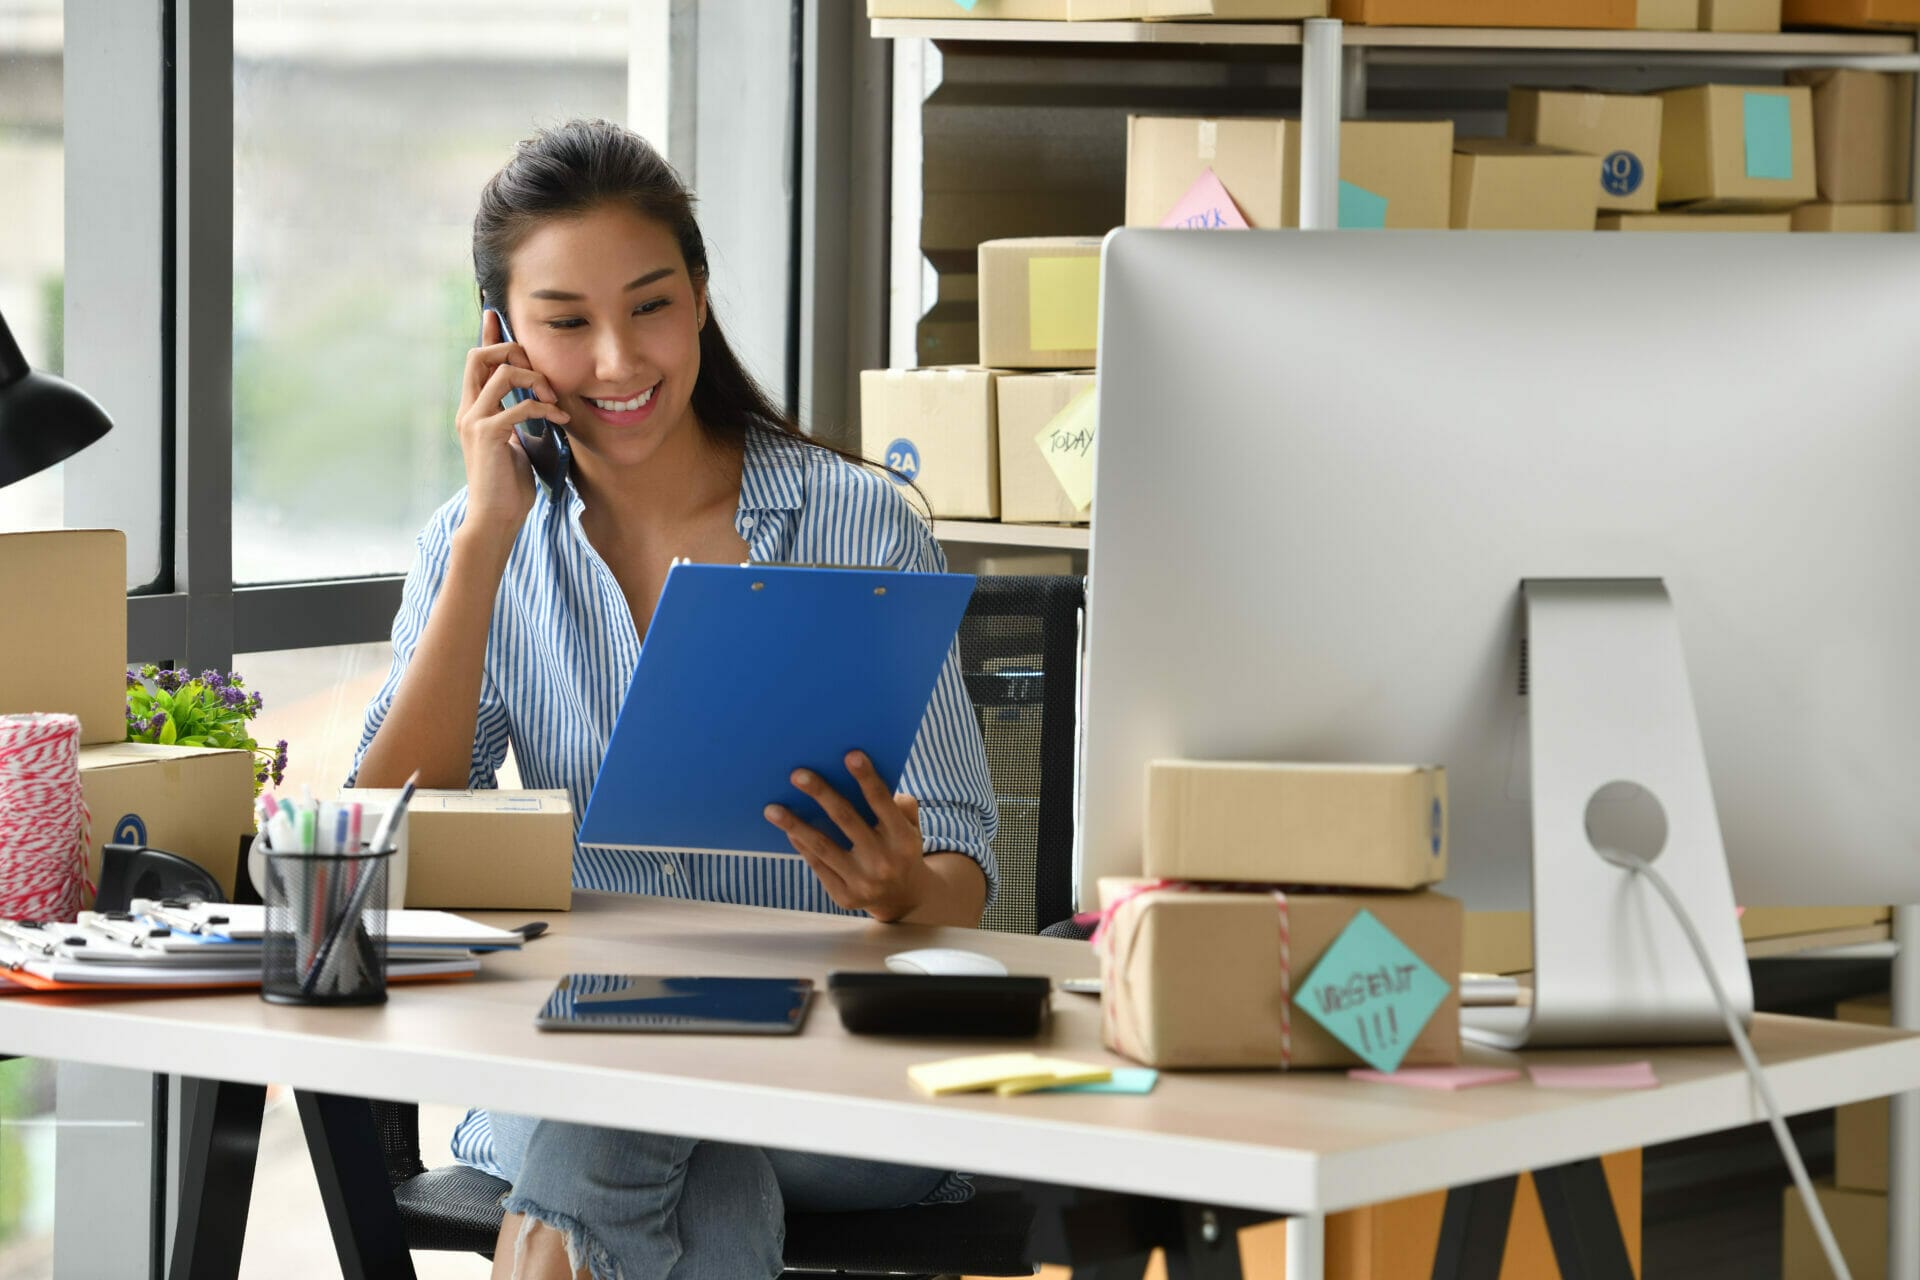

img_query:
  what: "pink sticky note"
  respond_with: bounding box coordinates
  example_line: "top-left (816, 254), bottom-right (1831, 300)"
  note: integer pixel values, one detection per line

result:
top-left (1159, 168), bottom-right (1250, 231)
top-left (1348, 1066), bottom-right (1523, 1091)
top-left (1529, 1061), bottom-right (1659, 1091)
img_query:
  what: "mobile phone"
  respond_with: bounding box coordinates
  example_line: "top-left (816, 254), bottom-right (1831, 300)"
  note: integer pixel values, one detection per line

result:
top-left (480, 304), bottom-right (568, 493)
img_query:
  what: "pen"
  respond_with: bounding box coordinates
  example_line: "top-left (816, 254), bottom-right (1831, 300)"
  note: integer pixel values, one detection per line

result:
top-left (303, 771), bottom-right (419, 997)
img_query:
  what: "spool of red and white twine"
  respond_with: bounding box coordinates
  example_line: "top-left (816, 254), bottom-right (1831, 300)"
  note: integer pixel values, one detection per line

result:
top-left (0, 714), bottom-right (94, 922)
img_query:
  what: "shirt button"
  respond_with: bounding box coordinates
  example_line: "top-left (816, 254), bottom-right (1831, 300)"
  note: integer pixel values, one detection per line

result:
top-left (741, 516), bottom-right (755, 529)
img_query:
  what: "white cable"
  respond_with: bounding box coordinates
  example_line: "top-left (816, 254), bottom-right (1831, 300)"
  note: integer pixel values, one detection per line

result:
top-left (1597, 848), bottom-right (1854, 1280)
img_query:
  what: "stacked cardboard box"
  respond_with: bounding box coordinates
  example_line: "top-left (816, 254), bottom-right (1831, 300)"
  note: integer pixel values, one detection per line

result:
top-left (1657, 85), bottom-right (1817, 209)
top-left (1782, 0), bottom-right (1920, 27)
top-left (1786, 70), bottom-right (1914, 233)
top-left (1100, 761), bottom-right (1461, 1071)
top-left (1, 531), bottom-right (259, 909)
top-left (860, 368), bottom-right (1002, 521)
top-left (1701, 0), bottom-right (1782, 29)
top-left (1451, 139), bottom-right (1602, 229)
top-left (1508, 89), bottom-right (1663, 214)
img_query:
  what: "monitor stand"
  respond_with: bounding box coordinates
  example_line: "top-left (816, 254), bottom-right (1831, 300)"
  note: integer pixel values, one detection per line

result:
top-left (1464, 579), bottom-right (1753, 1050)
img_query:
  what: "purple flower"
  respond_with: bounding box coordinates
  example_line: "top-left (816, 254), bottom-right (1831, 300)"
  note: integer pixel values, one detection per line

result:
top-left (147, 712), bottom-right (167, 734)
top-left (199, 669), bottom-right (223, 688)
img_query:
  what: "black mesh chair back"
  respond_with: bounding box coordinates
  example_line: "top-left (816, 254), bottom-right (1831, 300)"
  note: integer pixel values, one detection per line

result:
top-left (957, 575), bottom-right (1083, 936)
top-left (350, 573), bottom-right (1087, 1277)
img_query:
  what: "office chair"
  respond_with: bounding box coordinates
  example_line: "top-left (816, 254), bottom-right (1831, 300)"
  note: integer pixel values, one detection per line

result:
top-left (312, 574), bottom-right (1087, 1278)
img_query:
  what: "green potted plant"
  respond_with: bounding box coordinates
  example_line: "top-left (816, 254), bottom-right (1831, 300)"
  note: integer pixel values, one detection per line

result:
top-left (124, 665), bottom-right (288, 796)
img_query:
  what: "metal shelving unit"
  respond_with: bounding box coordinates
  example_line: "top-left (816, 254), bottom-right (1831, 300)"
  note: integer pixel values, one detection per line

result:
top-left (877, 15), bottom-right (1920, 1280)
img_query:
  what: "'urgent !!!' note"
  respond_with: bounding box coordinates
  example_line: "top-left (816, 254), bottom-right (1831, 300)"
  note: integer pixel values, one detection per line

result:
top-left (1298, 909), bottom-right (1451, 1074)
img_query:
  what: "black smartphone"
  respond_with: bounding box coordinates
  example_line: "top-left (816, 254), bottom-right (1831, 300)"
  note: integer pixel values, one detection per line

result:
top-left (827, 972), bottom-right (1052, 1037)
top-left (480, 303), bottom-right (568, 493)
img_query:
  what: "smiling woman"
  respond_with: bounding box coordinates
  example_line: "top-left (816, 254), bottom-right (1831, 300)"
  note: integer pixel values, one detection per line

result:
top-left (343, 120), bottom-right (998, 1280)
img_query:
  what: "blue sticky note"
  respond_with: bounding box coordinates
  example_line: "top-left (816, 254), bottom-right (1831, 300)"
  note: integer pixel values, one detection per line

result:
top-left (1743, 93), bottom-right (1794, 182)
top-left (1040, 1067), bottom-right (1159, 1095)
top-left (952, 0), bottom-right (979, 7)
top-left (1338, 181), bottom-right (1390, 231)
top-left (1298, 910), bottom-right (1451, 1074)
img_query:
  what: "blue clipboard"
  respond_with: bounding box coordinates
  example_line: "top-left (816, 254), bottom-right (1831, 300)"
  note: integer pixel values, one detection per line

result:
top-left (576, 563), bottom-right (976, 856)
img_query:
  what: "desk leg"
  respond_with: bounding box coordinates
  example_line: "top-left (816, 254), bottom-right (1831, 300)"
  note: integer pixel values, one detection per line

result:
top-left (293, 1091), bottom-right (418, 1280)
top-left (1532, 1159), bottom-right (1636, 1280)
top-left (1431, 1175), bottom-right (1518, 1280)
top-left (167, 1077), bottom-right (265, 1280)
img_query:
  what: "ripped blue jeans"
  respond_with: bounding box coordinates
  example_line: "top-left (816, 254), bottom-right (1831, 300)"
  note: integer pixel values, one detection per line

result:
top-left (488, 1112), bottom-right (953, 1279)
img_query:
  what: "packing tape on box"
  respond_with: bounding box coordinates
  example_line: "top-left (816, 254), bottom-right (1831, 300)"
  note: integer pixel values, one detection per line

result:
top-left (1093, 879), bottom-right (1294, 1067)
top-left (1198, 119), bottom-right (1218, 161)
top-left (0, 713), bottom-right (94, 921)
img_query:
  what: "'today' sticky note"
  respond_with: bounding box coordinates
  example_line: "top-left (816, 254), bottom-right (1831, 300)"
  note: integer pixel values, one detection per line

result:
top-left (1027, 257), bottom-right (1101, 354)
top-left (1298, 909), bottom-right (1451, 1074)
top-left (1743, 93), bottom-right (1794, 182)
top-left (1338, 181), bottom-right (1390, 230)
top-left (1034, 386), bottom-right (1097, 512)
top-left (1160, 168), bottom-right (1250, 231)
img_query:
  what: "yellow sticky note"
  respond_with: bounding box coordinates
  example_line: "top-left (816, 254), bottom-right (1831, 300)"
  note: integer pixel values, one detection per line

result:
top-left (1028, 256), bottom-right (1100, 353)
top-left (909, 1053), bottom-right (1054, 1097)
top-left (1034, 386), bottom-right (1097, 513)
top-left (994, 1059), bottom-right (1112, 1097)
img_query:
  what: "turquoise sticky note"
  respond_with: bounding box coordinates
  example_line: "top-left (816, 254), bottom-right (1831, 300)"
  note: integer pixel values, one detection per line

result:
top-left (1040, 1067), bottom-right (1159, 1095)
top-left (1298, 910), bottom-right (1451, 1074)
top-left (1338, 181), bottom-right (1390, 230)
top-left (1743, 94), bottom-right (1794, 181)
top-left (952, 0), bottom-right (979, 8)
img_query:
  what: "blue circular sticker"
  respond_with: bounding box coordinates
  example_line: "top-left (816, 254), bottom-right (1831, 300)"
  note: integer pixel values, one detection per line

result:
top-left (1430, 798), bottom-right (1443, 857)
top-left (115, 812), bottom-right (148, 847)
top-left (884, 438), bottom-right (920, 484)
top-left (1602, 150), bottom-right (1644, 198)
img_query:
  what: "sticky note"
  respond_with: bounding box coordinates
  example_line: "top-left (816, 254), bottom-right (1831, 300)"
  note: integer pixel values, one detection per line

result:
top-left (1298, 910), bottom-right (1452, 1074)
top-left (907, 1052), bottom-right (1111, 1097)
top-left (1039, 1067), bottom-right (1159, 1095)
top-left (1028, 256), bottom-right (1100, 353)
top-left (1529, 1061), bottom-right (1659, 1091)
top-left (1338, 181), bottom-right (1390, 230)
top-left (994, 1059), bottom-right (1113, 1096)
top-left (952, 0), bottom-right (979, 8)
top-left (1348, 1066), bottom-right (1521, 1091)
top-left (1033, 386), bottom-right (1097, 512)
top-left (1743, 93), bottom-right (1793, 181)
top-left (1159, 168), bottom-right (1250, 231)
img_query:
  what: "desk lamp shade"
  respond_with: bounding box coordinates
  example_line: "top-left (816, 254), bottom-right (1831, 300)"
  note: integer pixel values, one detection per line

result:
top-left (0, 308), bottom-right (112, 488)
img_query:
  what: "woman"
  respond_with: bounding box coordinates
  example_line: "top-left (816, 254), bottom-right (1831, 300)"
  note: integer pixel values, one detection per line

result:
top-left (349, 118), bottom-right (998, 1280)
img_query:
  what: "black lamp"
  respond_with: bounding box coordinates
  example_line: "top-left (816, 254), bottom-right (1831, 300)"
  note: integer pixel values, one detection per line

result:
top-left (0, 306), bottom-right (113, 487)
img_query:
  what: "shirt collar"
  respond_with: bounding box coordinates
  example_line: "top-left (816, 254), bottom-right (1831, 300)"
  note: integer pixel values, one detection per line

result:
top-left (738, 425), bottom-right (808, 513)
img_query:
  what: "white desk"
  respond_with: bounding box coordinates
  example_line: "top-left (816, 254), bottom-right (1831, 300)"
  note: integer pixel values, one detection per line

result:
top-left (9, 891), bottom-right (1920, 1278)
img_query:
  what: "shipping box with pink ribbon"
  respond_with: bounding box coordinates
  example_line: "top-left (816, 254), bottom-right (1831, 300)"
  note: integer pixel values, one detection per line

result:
top-left (1096, 877), bottom-right (1463, 1071)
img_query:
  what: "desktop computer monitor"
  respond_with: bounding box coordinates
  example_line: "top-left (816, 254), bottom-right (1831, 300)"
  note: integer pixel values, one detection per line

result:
top-left (1082, 230), bottom-right (1920, 1047)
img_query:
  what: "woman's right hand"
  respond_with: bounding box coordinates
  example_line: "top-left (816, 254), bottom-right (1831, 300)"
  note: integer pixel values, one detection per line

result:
top-left (455, 309), bottom-right (570, 544)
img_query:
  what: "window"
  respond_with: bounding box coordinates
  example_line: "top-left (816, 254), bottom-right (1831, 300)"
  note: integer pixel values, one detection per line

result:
top-left (0, 0), bottom-right (66, 535)
top-left (230, 0), bottom-right (630, 584)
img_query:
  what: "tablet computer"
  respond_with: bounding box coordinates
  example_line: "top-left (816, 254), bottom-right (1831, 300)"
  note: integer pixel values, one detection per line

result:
top-left (576, 563), bottom-right (975, 856)
top-left (535, 975), bottom-right (814, 1034)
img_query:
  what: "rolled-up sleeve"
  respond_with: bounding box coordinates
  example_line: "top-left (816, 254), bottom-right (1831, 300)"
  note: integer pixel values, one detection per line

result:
top-left (884, 506), bottom-right (1001, 907)
top-left (345, 491), bottom-right (512, 791)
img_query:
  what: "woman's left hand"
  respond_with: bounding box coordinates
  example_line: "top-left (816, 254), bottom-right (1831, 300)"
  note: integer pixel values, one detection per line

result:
top-left (764, 751), bottom-right (930, 923)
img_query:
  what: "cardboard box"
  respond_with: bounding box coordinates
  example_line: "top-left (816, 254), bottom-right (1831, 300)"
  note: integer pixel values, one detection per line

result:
top-left (977, 238), bottom-right (1101, 370)
top-left (1782, 1181), bottom-right (1885, 1280)
top-left (1599, 211), bottom-right (1794, 229)
top-left (1792, 202), bottom-right (1916, 231)
top-left (342, 788), bottom-right (575, 910)
top-left (78, 742), bottom-right (257, 899)
top-left (1284, 121), bottom-right (1455, 228)
top-left (1701, 0), bottom-right (1782, 27)
top-left (996, 372), bottom-right (1095, 525)
top-left (1145, 761), bottom-right (1447, 889)
top-left (1742, 905), bottom-right (1889, 939)
top-left (1836, 994), bottom-right (1892, 1193)
top-left (1782, 0), bottom-right (1920, 27)
top-left (1786, 69), bottom-right (1914, 203)
top-left (1450, 139), bottom-right (1601, 230)
top-left (1098, 878), bottom-right (1462, 1070)
top-left (976, 552), bottom-right (1078, 575)
top-left (0, 530), bottom-right (127, 745)
top-left (860, 368), bottom-right (1000, 521)
top-left (1467, 905), bottom-right (1889, 975)
top-left (1508, 89), bottom-right (1663, 212)
top-left (1465, 911), bottom-right (1534, 975)
top-left (1656, 85), bottom-right (1817, 209)
top-left (1640, 0), bottom-right (1701, 26)
top-left (1126, 116), bottom-right (1294, 228)
top-left (1333, 0), bottom-right (1636, 24)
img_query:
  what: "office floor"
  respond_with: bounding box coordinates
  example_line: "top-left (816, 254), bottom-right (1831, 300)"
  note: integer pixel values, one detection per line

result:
top-left (240, 1091), bottom-right (489, 1279)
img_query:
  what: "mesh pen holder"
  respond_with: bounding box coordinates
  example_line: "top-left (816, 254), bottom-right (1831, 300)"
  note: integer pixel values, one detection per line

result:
top-left (260, 845), bottom-right (393, 1006)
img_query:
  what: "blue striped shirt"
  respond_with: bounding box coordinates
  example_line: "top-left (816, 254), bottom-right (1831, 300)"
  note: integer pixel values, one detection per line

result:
top-left (349, 425), bottom-right (998, 1181)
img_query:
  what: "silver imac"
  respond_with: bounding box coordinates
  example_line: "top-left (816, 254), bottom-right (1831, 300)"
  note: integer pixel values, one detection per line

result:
top-left (1081, 229), bottom-right (1920, 1049)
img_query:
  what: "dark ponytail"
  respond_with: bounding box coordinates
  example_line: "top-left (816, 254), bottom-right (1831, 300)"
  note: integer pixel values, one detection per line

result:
top-left (473, 119), bottom-right (898, 492)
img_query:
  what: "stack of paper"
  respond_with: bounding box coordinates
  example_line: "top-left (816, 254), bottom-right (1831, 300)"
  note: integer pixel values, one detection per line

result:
top-left (0, 902), bottom-right (519, 994)
top-left (908, 1053), bottom-right (1114, 1097)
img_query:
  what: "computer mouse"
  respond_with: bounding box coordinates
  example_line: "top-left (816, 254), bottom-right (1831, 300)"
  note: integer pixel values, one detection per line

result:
top-left (884, 947), bottom-right (1009, 978)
